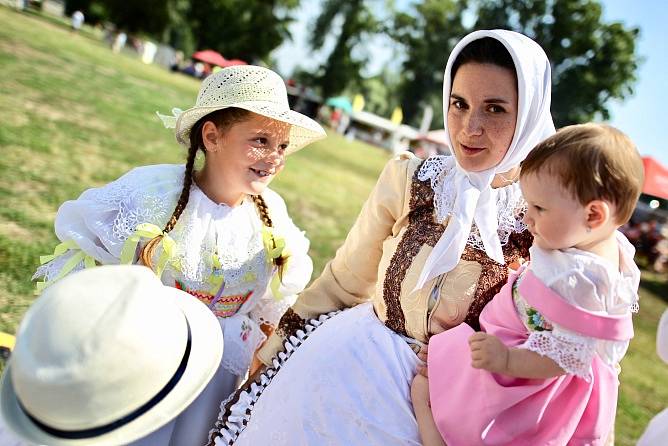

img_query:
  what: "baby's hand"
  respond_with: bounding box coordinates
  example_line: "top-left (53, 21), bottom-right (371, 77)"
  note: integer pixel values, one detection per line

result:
top-left (468, 332), bottom-right (509, 373)
top-left (416, 344), bottom-right (429, 377)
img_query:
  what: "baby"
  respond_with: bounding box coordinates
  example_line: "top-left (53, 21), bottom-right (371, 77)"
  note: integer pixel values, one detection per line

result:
top-left (412, 123), bottom-right (644, 445)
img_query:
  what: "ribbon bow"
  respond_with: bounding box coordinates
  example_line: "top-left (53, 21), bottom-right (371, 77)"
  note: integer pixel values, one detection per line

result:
top-left (155, 108), bottom-right (183, 129)
top-left (120, 223), bottom-right (176, 278)
top-left (262, 226), bottom-right (291, 301)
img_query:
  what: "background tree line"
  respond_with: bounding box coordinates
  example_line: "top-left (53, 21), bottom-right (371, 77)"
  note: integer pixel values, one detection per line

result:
top-left (65, 0), bottom-right (640, 130)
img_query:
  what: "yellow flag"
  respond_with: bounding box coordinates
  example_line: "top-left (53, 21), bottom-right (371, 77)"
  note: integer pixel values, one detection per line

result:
top-left (352, 94), bottom-right (365, 112)
top-left (391, 106), bottom-right (403, 125)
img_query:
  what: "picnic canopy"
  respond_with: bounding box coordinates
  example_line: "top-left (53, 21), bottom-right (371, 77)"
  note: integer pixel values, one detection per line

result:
top-left (642, 156), bottom-right (668, 200)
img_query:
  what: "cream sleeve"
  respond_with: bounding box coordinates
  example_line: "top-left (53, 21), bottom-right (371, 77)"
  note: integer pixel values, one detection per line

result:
top-left (257, 153), bottom-right (415, 365)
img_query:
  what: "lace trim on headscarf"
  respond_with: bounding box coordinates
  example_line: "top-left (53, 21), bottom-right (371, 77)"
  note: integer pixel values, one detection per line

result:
top-left (418, 155), bottom-right (528, 252)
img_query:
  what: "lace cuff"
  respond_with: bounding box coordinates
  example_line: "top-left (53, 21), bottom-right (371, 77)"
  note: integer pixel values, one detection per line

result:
top-left (248, 292), bottom-right (295, 329)
top-left (521, 330), bottom-right (596, 380)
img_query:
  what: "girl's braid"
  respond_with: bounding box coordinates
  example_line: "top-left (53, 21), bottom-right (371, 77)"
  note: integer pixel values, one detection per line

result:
top-left (139, 126), bottom-right (201, 270)
top-left (251, 194), bottom-right (288, 279)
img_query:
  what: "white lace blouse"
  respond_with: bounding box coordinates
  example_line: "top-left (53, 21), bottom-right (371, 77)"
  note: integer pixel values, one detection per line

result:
top-left (34, 164), bottom-right (313, 376)
top-left (515, 232), bottom-right (640, 379)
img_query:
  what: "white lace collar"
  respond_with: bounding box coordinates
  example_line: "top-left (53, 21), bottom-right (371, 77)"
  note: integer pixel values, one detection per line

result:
top-left (418, 155), bottom-right (527, 252)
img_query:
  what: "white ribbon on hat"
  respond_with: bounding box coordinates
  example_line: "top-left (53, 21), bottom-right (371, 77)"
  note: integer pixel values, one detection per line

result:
top-left (414, 29), bottom-right (556, 291)
top-left (156, 108), bottom-right (184, 129)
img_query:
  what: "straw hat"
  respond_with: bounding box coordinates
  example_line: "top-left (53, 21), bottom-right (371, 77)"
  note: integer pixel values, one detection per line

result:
top-left (157, 65), bottom-right (326, 154)
top-left (0, 265), bottom-right (223, 446)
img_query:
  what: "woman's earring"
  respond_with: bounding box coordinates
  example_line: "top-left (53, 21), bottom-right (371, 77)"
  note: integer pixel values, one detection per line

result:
top-left (586, 226), bottom-right (592, 233)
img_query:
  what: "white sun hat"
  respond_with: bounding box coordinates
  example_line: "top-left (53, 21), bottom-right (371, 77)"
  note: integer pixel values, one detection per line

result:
top-left (157, 65), bottom-right (326, 154)
top-left (0, 265), bottom-right (223, 446)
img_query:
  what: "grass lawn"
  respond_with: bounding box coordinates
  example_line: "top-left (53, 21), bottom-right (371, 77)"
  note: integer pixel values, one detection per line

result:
top-left (0, 6), bottom-right (666, 444)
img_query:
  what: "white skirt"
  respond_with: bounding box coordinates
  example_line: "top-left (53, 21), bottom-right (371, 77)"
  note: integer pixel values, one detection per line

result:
top-left (218, 303), bottom-right (422, 446)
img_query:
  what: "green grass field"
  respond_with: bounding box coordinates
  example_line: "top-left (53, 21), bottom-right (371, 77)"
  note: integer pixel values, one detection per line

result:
top-left (0, 6), bottom-right (666, 444)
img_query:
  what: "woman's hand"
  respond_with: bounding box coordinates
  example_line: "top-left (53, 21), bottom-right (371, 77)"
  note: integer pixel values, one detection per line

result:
top-left (249, 322), bottom-right (274, 375)
top-left (468, 332), bottom-right (509, 374)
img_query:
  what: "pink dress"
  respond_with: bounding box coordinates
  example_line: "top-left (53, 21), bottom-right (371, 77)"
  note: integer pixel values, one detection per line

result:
top-left (428, 233), bottom-right (639, 446)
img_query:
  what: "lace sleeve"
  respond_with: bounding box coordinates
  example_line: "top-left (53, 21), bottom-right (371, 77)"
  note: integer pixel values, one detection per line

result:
top-left (521, 326), bottom-right (597, 380)
top-left (32, 250), bottom-right (87, 283)
top-left (34, 165), bottom-right (182, 285)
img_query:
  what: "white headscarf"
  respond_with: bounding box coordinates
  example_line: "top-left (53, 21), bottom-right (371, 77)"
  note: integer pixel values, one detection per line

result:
top-left (415, 29), bottom-right (555, 290)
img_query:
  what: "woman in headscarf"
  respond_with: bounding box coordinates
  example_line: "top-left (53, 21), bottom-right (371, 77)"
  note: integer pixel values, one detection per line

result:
top-left (209, 29), bottom-right (555, 445)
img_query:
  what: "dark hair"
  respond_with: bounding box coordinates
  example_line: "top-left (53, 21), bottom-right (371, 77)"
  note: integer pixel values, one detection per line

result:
top-left (140, 107), bottom-right (288, 279)
top-left (451, 37), bottom-right (516, 82)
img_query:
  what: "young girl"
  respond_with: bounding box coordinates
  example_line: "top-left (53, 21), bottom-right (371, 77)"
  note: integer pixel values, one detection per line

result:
top-left (412, 123), bottom-right (644, 445)
top-left (32, 65), bottom-right (326, 445)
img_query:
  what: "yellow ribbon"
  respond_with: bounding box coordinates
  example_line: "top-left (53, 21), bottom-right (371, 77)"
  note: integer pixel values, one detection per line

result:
top-left (262, 226), bottom-right (292, 301)
top-left (262, 227), bottom-right (287, 261)
top-left (35, 240), bottom-right (96, 294)
top-left (120, 223), bottom-right (176, 278)
top-left (208, 252), bottom-right (225, 295)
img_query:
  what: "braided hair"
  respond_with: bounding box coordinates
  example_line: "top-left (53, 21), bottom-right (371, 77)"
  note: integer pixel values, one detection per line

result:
top-left (141, 107), bottom-right (248, 269)
top-left (140, 108), bottom-right (287, 280)
top-left (251, 194), bottom-right (288, 280)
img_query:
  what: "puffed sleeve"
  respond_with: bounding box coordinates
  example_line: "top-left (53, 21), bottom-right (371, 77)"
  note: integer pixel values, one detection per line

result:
top-left (33, 165), bottom-right (182, 288)
top-left (248, 188), bottom-right (313, 329)
top-left (518, 245), bottom-right (639, 379)
top-left (257, 153), bottom-right (414, 365)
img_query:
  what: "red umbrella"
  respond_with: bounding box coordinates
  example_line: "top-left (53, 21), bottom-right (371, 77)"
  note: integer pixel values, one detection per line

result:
top-left (191, 50), bottom-right (227, 67)
top-left (642, 156), bottom-right (668, 200)
top-left (223, 59), bottom-right (247, 67)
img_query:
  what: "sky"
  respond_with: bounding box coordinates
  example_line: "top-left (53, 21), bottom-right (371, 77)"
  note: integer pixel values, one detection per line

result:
top-left (272, 0), bottom-right (668, 166)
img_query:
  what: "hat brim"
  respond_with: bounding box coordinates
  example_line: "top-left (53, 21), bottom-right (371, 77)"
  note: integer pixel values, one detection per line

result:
top-left (0, 288), bottom-right (223, 446)
top-left (175, 100), bottom-right (327, 154)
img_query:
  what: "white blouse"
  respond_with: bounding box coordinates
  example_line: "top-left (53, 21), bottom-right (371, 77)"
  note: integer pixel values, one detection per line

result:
top-left (34, 164), bottom-right (313, 376)
top-left (515, 231), bottom-right (640, 379)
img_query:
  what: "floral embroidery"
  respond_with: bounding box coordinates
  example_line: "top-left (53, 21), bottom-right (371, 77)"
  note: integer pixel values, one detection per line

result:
top-left (461, 230), bottom-right (533, 330)
top-left (383, 162), bottom-right (444, 336)
top-left (240, 320), bottom-right (252, 342)
top-left (277, 307), bottom-right (307, 339)
top-left (526, 307), bottom-right (553, 331)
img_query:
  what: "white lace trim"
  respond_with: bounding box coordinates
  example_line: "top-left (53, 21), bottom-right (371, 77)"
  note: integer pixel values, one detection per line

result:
top-left (249, 295), bottom-right (295, 329)
top-left (521, 330), bottom-right (596, 380)
top-left (418, 155), bottom-right (527, 252)
top-left (209, 311), bottom-right (341, 445)
top-left (32, 251), bottom-right (86, 282)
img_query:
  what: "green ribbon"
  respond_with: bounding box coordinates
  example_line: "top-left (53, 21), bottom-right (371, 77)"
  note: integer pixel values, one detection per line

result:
top-left (35, 240), bottom-right (96, 294)
top-left (120, 223), bottom-right (176, 278)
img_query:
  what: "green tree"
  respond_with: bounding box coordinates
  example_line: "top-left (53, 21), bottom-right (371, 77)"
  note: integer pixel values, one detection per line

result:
top-left (163, 0), bottom-right (196, 57)
top-left (101, 0), bottom-right (170, 35)
top-left (391, 0), bottom-right (468, 127)
top-left (474, 0), bottom-right (640, 127)
top-left (310, 0), bottom-right (380, 99)
top-left (186, 0), bottom-right (299, 62)
top-left (66, 0), bottom-right (299, 61)
top-left (390, 0), bottom-right (639, 130)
